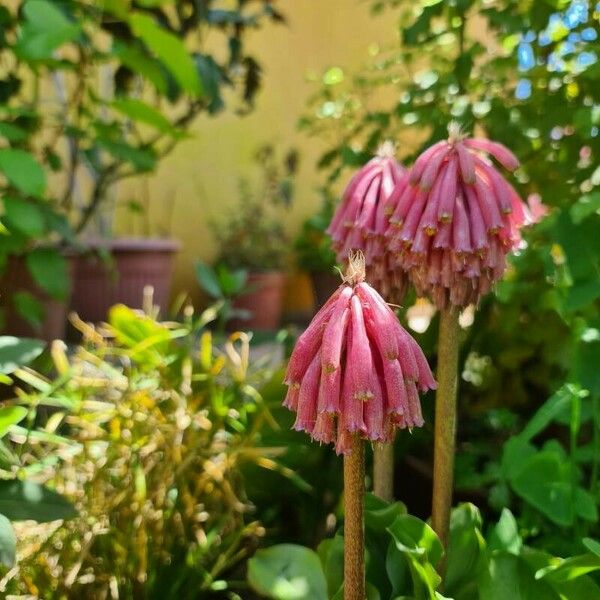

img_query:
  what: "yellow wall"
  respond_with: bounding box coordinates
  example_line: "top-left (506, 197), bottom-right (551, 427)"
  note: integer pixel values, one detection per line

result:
top-left (116, 1), bottom-right (398, 310)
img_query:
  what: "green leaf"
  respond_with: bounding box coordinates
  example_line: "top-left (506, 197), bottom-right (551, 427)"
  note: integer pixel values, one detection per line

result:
top-left (0, 148), bottom-right (46, 197)
top-left (129, 13), bottom-right (202, 96)
top-left (536, 553), bottom-right (600, 582)
top-left (196, 262), bottom-right (223, 298)
top-left (510, 451), bottom-right (574, 526)
top-left (112, 98), bottom-right (176, 134)
top-left (318, 535), bottom-right (344, 598)
top-left (0, 406), bottom-right (28, 438)
top-left (247, 544), bottom-right (328, 600)
top-left (0, 122), bottom-right (28, 142)
top-left (574, 488), bottom-right (598, 522)
top-left (445, 503), bottom-right (487, 595)
top-left (13, 291), bottom-right (44, 328)
top-left (518, 386), bottom-right (573, 443)
top-left (488, 509), bottom-right (522, 555)
top-left (2, 197), bottom-right (45, 236)
top-left (112, 40), bottom-right (168, 95)
top-left (0, 336), bottom-right (44, 374)
top-left (571, 192), bottom-right (600, 224)
top-left (15, 0), bottom-right (81, 61)
top-left (365, 493), bottom-right (407, 531)
top-left (25, 248), bottom-right (69, 300)
top-left (583, 538), bottom-right (600, 557)
top-left (96, 139), bottom-right (156, 172)
top-left (195, 54), bottom-right (225, 114)
top-left (387, 514), bottom-right (442, 598)
top-left (388, 515), bottom-right (443, 566)
top-left (0, 480), bottom-right (77, 522)
top-left (0, 514), bottom-right (16, 567)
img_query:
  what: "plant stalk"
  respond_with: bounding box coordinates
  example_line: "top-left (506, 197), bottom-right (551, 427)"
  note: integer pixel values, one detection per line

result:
top-left (373, 439), bottom-right (395, 502)
top-left (432, 308), bottom-right (460, 552)
top-left (344, 434), bottom-right (365, 600)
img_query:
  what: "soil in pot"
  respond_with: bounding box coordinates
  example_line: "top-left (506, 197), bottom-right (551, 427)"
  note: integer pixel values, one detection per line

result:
top-left (71, 238), bottom-right (180, 323)
top-left (229, 271), bottom-right (286, 331)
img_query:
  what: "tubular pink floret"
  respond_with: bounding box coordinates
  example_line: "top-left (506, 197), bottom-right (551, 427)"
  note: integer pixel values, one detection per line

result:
top-left (282, 255), bottom-right (436, 455)
top-left (328, 150), bottom-right (406, 268)
top-left (383, 125), bottom-right (537, 309)
top-left (464, 138), bottom-right (520, 171)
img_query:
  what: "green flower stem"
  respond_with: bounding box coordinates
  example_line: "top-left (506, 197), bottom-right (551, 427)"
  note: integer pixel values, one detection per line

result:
top-left (432, 308), bottom-right (460, 554)
top-left (373, 440), bottom-right (395, 502)
top-left (344, 434), bottom-right (365, 600)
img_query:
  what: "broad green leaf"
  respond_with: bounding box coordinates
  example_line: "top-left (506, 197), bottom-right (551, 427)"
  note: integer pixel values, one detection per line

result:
top-left (583, 538), bottom-right (600, 557)
top-left (15, 0), bottom-right (81, 61)
top-left (25, 248), bottom-right (70, 300)
top-left (0, 336), bottom-right (44, 374)
top-left (574, 488), bottom-right (598, 522)
top-left (0, 480), bottom-right (76, 522)
top-left (317, 535), bottom-right (344, 598)
top-left (386, 542), bottom-right (410, 597)
top-left (247, 544), bottom-right (328, 600)
top-left (0, 514), bottom-right (16, 567)
top-left (112, 40), bottom-right (168, 95)
top-left (2, 197), bottom-right (45, 236)
top-left (510, 451), bottom-right (574, 526)
top-left (365, 493), bottom-right (407, 531)
top-left (445, 503), bottom-right (487, 595)
top-left (387, 514), bottom-right (442, 598)
top-left (13, 291), bottom-right (44, 328)
top-left (0, 148), bottom-right (46, 197)
top-left (0, 406), bottom-right (28, 438)
top-left (216, 264), bottom-right (248, 297)
top-left (388, 514), bottom-right (443, 566)
top-left (571, 192), bottom-right (600, 224)
top-left (112, 98), bottom-right (175, 134)
top-left (478, 554), bottom-right (538, 600)
top-left (196, 262), bottom-right (223, 298)
top-left (500, 437), bottom-right (537, 481)
top-left (518, 386), bottom-right (573, 442)
top-left (129, 13), bottom-right (202, 96)
top-left (488, 509), bottom-right (522, 555)
top-left (0, 122), bottom-right (28, 142)
top-left (194, 54), bottom-right (225, 113)
top-left (536, 554), bottom-right (600, 582)
top-left (96, 139), bottom-right (156, 171)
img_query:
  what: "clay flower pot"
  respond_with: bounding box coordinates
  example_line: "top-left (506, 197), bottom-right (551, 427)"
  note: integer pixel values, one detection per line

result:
top-left (71, 238), bottom-right (180, 323)
top-left (230, 271), bottom-right (286, 331)
top-left (0, 255), bottom-right (74, 342)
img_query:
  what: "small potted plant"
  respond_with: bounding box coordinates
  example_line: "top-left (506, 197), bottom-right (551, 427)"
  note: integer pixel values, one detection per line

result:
top-left (294, 189), bottom-right (339, 310)
top-left (211, 145), bottom-right (298, 331)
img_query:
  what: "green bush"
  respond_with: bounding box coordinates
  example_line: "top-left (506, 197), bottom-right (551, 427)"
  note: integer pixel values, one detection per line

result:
top-left (0, 305), bottom-right (282, 599)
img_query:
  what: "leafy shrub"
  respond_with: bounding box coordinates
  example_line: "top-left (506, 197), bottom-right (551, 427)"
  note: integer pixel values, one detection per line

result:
top-left (0, 305), bottom-right (281, 599)
top-left (250, 497), bottom-right (600, 600)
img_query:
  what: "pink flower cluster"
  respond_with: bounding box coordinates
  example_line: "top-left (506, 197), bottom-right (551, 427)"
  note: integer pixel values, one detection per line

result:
top-left (283, 258), bottom-right (436, 455)
top-left (383, 126), bottom-right (527, 308)
top-left (327, 143), bottom-right (407, 301)
top-left (328, 125), bottom-right (533, 309)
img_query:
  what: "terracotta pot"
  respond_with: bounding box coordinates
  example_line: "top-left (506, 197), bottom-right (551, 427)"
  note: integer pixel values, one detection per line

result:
top-left (71, 238), bottom-right (180, 323)
top-left (230, 271), bottom-right (286, 331)
top-left (0, 255), bottom-right (73, 342)
top-left (309, 270), bottom-right (340, 311)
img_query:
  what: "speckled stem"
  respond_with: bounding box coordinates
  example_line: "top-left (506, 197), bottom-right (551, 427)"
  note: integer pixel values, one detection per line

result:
top-left (373, 439), bottom-right (395, 502)
top-left (344, 434), bottom-right (365, 600)
top-left (432, 308), bottom-right (460, 556)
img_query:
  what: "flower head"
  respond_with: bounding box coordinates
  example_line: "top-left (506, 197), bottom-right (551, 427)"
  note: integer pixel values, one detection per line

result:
top-left (283, 252), bottom-right (436, 455)
top-left (384, 124), bottom-right (536, 309)
top-left (327, 143), bottom-right (407, 299)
